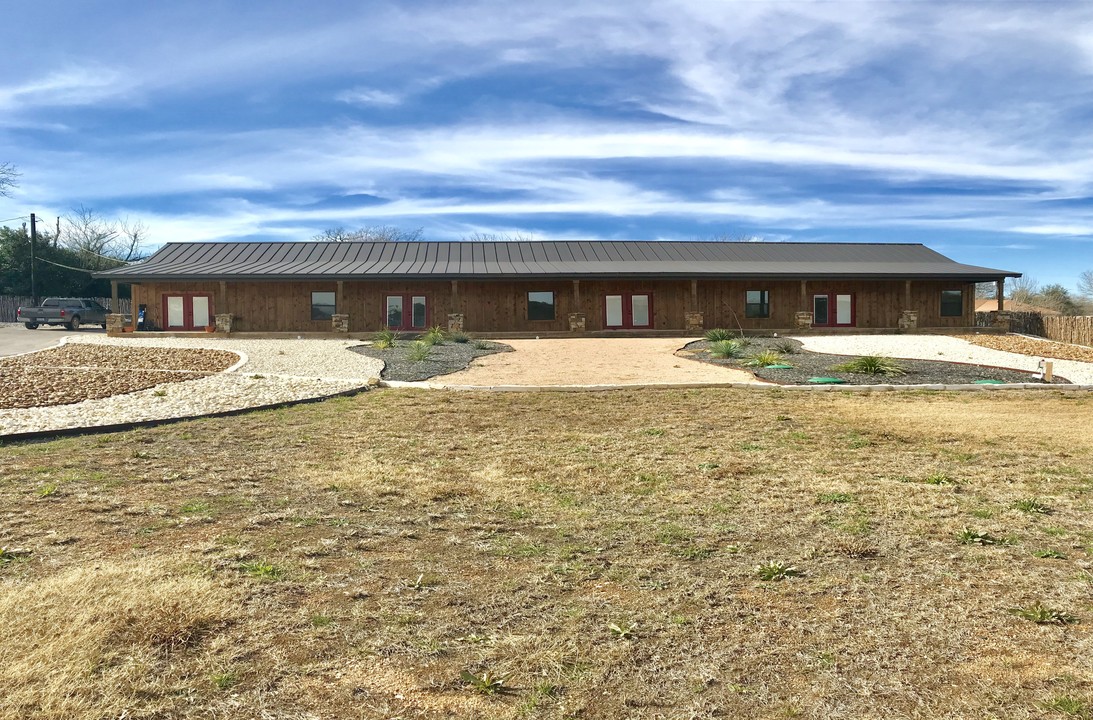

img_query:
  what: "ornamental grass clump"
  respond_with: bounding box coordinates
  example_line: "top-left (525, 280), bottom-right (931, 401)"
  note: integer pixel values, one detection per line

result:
top-left (745, 350), bottom-right (785, 367)
top-left (373, 328), bottom-right (399, 349)
top-left (407, 340), bottom-right (432, 362)
top-left (423, 325), bottom-right (447, 346)
top-left (708, 339), bottom-right (745, 359)
top-left (704, 328), bottom-right (733, 342)
top-left (832, 355), bottom-right (908, 376)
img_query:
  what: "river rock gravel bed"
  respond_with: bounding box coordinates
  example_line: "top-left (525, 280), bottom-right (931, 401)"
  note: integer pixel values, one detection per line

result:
top-left (350, 340), bottom-right (510, 382)
top-left (2, 344), bottom-right (238, 372)
top-left (0, 336), bottom-right (384, 436)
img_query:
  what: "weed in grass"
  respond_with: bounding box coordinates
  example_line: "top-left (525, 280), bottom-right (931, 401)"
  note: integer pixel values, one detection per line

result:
top-left (924, 472), bottom-right (956, 485)
top-left (310, 614), bottom-right (333, 627)
top-left (241, 561), bottom-right (284, 581)
top-left (608, 622), bottom-right (636, 640)
top-left (1034, 549), bottom-right (1067, 559)
top-left (844, 431), bottom-right (871, 449)
top-left (249, 374), bottom-right (265, 380)
top-left (744, 350), bottom-right (785, 367)
top-left (818, 492), bottom-right (854, 504)
top-left (970, 507), bottom-right (995, 519)
top-left (704, 328), bottom-right (733, 342)
top-left (211, 672), bottom-right (237, 690)
top-left (755, 560), bottom-right (801, 581)
top-left (152, 389), bottom-right (168, 397)
top-left (37, 483), bottom-right (58, 498)
top-left (460, 670), bottom-right (509, 696)
top-left (0, 547), bottom-right (31, 564)
top-left (1009, 603), bottom-right (1078, 625)
top-left (1013, 498), bottom-right (1054, 515)
top-left (405, 340), bottom-right (432, 362)
top-left (957, 527), bottom-right (1002, 545)
top-left (698, 462), bottom-right (720, 472)
top-left (708, 339), bottom-right (744, 359)
top-left (832, 355), bottom-right (908, 376)
top-left (739, 442), bottom-right (763, 452)
top-left (1044, 696), bottom-right (1092, 718)
top-left (518, 682), bottom-right (560, 714)
top-left (643, 427), bottom-right (666, 436)
top-left (179, 501), bottom-right (210, 515)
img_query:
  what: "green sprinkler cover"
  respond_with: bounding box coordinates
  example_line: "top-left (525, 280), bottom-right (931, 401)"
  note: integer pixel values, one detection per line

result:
top-left (973, 379), bottom-right (1006, 384)
top-left (808, 377), bottom-right (847, 384)
top-left (765, 364), bottom-right (794, 370)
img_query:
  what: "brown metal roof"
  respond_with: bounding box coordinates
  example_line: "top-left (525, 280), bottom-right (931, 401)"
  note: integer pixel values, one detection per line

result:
top-left (95, 240), bottom-right (1021, 281)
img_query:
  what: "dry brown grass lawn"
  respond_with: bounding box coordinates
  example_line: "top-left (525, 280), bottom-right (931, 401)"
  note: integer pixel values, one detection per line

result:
top-left (1, 388), bottom-right (1091, 719)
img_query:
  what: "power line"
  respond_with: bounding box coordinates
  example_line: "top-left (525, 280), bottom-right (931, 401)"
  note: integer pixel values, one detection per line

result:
top-left (0, 215), bottom-right (28, 224)
top-left (34, 256), bottom-right (102, 274)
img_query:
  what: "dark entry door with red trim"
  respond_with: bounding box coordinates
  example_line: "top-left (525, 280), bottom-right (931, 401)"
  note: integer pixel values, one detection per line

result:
top-left (604, 293), bottom-right (653, 329)
top-left (812, 293), bottom-right (855, 327)
top-left (163, 294), bottom-right (213, 330)
top-left (386, 294), bottom-right (429, 330)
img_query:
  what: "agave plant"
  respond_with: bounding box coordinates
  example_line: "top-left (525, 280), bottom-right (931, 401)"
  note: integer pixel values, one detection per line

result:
top-left (744, 350), bottom-right (784, 367)
top-left (708, 339), bottom-right (745, 358)
top-left (373, 328), bottom-right (399, 349)
top-left (704, 328), bottom-right (733, 342)
top-left (406, 340), bottom-right (432, 362)
top-left (831, 355), bottom-right (907, 376)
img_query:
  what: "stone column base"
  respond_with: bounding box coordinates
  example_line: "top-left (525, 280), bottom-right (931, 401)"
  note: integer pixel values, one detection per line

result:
top-left (992, 311), bottom-right (1012, 333)
top-left (448, 313), bottom-right (464, 333)
top-left (898, 310), bottom-right (918, 330)
top-left (795, 311), bottom-right (813, 329)
top-left (684, 311), bottom-right (704, 332)
top-left (568, 312), bottom-right (586, 332)
top-left (105, 314), bottom-right (126, 336)
top-left (214, 313), bottom-right (234, 333)
top-left (331, 313), bottom-right (350, 333)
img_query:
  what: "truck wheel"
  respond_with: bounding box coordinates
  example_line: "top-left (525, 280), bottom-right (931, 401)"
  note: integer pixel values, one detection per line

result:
top-left (68, 315), bottom-right (81, 331)
top-left (23, 322), bottom-right (38, 330)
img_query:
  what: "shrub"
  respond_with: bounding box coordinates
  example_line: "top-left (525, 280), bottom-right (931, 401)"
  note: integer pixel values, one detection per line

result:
top-left (773, 339), bottom-right (799, 354)
top-left (451, 332), bottom-right (470, 343)
top-left (374, 328), bottom-right (399, 349)
top-left (708, 339), bottom-right (744, 359)
top-left (744, 350), bottom-right (784, 367)
top-left (831, 355), bottom-right (907, 376)
top-left (423, 325), bottom-right (447, 346)
top-left (407, 340), bottom-right (432, 362)
top-left (705, 328), bottom-right (733, 342)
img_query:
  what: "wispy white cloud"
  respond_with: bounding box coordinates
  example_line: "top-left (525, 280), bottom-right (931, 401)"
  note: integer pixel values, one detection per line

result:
top-left (335, 87), bottom-right (403, 107)
top-left (0, 66), bottom-right (133, 110)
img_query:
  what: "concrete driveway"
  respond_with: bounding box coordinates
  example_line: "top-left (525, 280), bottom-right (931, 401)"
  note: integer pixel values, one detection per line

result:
top-left (0, 324), bottom-right (104, 358)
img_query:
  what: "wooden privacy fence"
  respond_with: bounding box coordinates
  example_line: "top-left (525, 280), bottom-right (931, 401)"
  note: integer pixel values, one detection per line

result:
top-left (974, 310), bottom-right (1046, 336)
top-left (1043, 316), bottom-right (1093, 347)
top-left (0, 296), bottom-right (131, 323)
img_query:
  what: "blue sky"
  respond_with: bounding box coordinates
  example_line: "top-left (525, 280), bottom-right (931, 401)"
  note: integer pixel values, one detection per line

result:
top-left (2, 1), bottom-right (1092, 288)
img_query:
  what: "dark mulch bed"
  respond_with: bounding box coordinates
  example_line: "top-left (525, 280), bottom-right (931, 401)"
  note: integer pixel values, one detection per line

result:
top-left (350, 339), bottom-right (512, 382)
top-left (682, 337), bottom-right (1071, 385)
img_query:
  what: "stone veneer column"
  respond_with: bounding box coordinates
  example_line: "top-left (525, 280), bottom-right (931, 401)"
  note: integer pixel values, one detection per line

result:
top-left (331, 314), bottom-right (350, 333)
top-left (898, 310), bottom-right (918, 330)
top-left (685, 311), bottom-right (704, 332)
top-left (448, 313), bottom-right (464, 333)
top-left (105, 314), bottom-right (126, 336)
top-left (568, 312), bottom-right (586, 332)
top-left (992, 311), bottom-right (1012, 332)
top-left (794, 311), bottom-right (813, 329)
top-left (214, 313), bottom-right (234, 333)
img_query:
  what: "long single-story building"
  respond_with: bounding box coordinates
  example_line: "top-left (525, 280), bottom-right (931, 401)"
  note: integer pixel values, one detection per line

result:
top-left (95, 240), bottom-right (1020, 334)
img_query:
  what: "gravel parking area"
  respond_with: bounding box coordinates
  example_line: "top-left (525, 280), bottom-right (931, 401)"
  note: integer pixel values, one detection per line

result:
top-left (0, 336), bottom-right (384, 436)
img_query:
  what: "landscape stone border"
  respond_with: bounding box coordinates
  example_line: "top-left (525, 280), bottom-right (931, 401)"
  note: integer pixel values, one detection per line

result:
top-left (383, 380), bottom-right (1093, 393)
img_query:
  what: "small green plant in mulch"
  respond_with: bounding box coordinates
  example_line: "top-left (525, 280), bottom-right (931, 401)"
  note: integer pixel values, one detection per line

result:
top-left (704, 328), bottom-right (733, 342)
top-left (755, 560), bottom-right (801, 581)
top-left (406, 340), bottom-right (432, 362)
top-left (831, 355), bottom-right (908, 376)
top-left (373, 328), bottom-right (399, 349)
top-left (957, 527), bottom-right (1003, 545)
top-left (708, 339), bottom-right (745, 359)
top-left (1008, 603), bottom-right (1078, 625)
top-left (773, 339), bottom-right (798, 354)
top-left (744, 349), bottom-right (785, 367)
top-left (1012, 498), bottom-right (1053, 515)
top-left (460, 670), bottom-right (510, 696)
top-left (1033, 549), bottom-right (1067, 559)
top-left (423, 325), bottom-right (447, 345)
top-left (451, 331), bottom-right (470, 343)
top-left (241, 561), bottom-right (285, 581)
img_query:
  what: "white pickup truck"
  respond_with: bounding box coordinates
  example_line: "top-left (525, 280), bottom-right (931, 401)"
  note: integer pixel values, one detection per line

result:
top-left (16, 298), bottom-right (111, 330)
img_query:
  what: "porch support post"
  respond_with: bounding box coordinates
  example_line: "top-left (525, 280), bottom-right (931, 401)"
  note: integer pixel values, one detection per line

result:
top-left (451, 280), bottom-right (459, 306)
top-left (904, 279), bottom-right (912, 309)
top-left (218, 281), bottom-right (227, 314)
top-left (800, 280), bottom-right (807, 308)
top-left (572, 279), bottom-right (580, 308)
top-left (110, 280), bottom-right (118, 312)
top-left (335, 280), bottom-right (344, 312)
top-left (996, 278), bottom-right (1004, 313)
top-left (690, 279), bottom-right (698, 312)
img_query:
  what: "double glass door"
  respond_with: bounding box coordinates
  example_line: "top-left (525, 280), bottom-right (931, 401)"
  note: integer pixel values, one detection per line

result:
top-left (164, 294), bottom-right (212, 330)
top-left (605, 293), bottom-right (652, 329)
top-left (812, 293), bottom-right (854, 327)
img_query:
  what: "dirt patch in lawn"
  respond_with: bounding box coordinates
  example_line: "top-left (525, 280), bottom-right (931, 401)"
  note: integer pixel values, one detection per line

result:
top-left (682, 337), bottom-right (1071, 385)
top-left (1, 389), bottom-right (1090, 719)
top-left (957, 333), bottom-right (1093, 363)
top-left (0, 344), bottom-right (239, 409)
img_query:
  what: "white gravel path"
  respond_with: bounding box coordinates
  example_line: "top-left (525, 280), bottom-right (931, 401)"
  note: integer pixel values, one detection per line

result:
top-left (793, 334), bottom-right (1093, 385)
top-left (0, 336), bottom-right (384, 436)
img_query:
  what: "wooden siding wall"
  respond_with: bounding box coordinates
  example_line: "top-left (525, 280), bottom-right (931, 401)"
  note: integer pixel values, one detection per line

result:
top-left (129, 278), bottom-right (976, 332)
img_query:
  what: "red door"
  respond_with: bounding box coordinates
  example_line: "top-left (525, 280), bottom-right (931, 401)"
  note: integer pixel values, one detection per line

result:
top-left (604, 293), bottom-right (653, 329)
top-left (163, 294), bottom-right (213, 330)
top-left (812, 293), bottom-right (855, 327)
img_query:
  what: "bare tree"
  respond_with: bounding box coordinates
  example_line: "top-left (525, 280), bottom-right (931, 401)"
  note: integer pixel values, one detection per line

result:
top-left (313, 225), bottom-right (423, 242)
top-left (0, 162), bottom-right (18, 198)
top-left (975, 282), bottom-right (996, 299)
top-left (460, 231), bottom-right (535, 242)
top-left (60, 205), bottom-right (148, 269)
top-left (1008, 276), bottom-right (1040, 305)
top-left (1078, 269), bottom-right (1093, 299)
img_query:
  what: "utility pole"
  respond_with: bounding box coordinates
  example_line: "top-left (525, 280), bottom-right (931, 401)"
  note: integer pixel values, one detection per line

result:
top-left (30, 212), bottom-right (37, 304)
